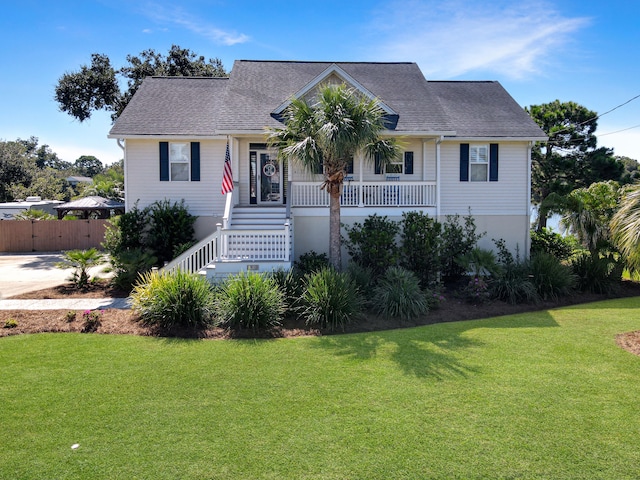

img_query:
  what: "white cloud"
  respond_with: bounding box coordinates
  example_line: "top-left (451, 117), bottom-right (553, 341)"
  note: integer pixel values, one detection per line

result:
top-left (143, 3), bottom-right (249, 46)
top-left (369, 0), bottom-right (590, 79)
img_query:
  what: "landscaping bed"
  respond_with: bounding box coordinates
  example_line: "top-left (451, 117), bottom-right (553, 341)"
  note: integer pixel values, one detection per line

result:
top-left (5, 280), bottom-right (640, 350)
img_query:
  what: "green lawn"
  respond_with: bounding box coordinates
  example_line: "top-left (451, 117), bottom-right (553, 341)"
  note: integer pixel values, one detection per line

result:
top-left (2, 298), bottom-right (640, 479)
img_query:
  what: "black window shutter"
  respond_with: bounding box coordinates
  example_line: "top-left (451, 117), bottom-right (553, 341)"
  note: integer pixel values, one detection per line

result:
top-left (460, 144), bottom-right (469, 182)
top-left (159, 142), bottom-right (169, 181)
top-left (404, 152), bottom-right (414, 175)
top-left (190, 142), bottom-right (201, 181)
top-left (374, 153), bottom-right (382, 175)
top-left (314, 162), bottom-right (323, 174)
top-left (489, 144), bottom-right (499, 182)
top-left (346, 157), bottom-right (354, 174)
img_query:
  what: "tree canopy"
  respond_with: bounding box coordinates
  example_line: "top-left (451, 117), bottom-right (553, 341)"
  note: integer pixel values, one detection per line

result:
top-left (527, 100), bottom-right (628, 230)
top-left (55, 45), bottom-right (227, 122)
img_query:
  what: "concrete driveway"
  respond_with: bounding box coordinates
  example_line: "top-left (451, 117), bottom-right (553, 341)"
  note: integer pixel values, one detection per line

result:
top-left (0, 253), bottom-right (111, 298)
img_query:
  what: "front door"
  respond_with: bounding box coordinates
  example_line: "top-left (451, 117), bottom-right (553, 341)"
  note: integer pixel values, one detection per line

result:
top-left (258, 153), bottom-right (282, 204)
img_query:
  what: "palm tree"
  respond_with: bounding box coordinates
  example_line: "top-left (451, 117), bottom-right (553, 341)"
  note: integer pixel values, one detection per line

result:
top-left (267, 84), bottom-right (400, 270)
top-left (611, 184), bottom-right (640, 270)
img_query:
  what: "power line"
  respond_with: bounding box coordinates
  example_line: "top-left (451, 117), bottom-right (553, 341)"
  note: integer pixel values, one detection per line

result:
top-left (598, 123), bottom-right (640, 137)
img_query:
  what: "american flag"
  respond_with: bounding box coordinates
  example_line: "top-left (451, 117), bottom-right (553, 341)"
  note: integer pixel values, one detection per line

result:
top-left (221, 140), bottom-right (233, 194)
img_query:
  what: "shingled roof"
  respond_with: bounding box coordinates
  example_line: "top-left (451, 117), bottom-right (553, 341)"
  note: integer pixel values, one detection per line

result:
top-left (109, 60), bottom-right (545, 139)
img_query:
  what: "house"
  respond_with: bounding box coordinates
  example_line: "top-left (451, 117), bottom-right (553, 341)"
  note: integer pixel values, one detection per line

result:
top-left (108, 60), bottom-right (546, 277)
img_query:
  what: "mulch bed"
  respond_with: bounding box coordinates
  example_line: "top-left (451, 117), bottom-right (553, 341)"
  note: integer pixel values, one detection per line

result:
top-left (3, 280), bottom-right (640, 357)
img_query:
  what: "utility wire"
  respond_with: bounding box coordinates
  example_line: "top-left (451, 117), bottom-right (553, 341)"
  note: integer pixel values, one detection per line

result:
top-left (598, 123), bottom-right (640, 137)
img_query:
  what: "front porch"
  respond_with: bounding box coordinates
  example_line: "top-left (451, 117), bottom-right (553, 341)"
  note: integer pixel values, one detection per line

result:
top-left (164, 179), bottom-right (437, 277)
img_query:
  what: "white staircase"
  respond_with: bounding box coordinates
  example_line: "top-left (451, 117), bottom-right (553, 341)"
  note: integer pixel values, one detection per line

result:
top-left (163, 195), bottom-right (293, 279)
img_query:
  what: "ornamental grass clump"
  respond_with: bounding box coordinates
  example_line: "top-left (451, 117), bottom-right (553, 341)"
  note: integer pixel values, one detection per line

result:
top-left (302, 268), bottom-right (363, 331)
top-left (130, 269), bottom-right (216, 331)
top-left (372, 266), bottom-right (429, 320)
top-left (216, 271), bottom-right (284, 331)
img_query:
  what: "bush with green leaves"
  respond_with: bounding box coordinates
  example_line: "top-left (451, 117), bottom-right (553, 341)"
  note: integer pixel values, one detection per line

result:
top-left (13, 209), bottom-right (56, 221)
top-left (491, 261), bottom-right (539, 305)
top-left (271, 269), bottom-right (304, 317)
top-left (530, 228), bottom-right (575, 261)
top-left (102, 200), bottom-right (196, 290)
top-left (56, 248), bottom-right (105, 289)
top-left (302, 268), bottom-right (363, 331)
top-left (216, 272), bottom-right (284, 330)
top-left (570, 252), bottom-right (623, 294)
top-left (130, 269), bottom-right (216, 331)
top-left (107, 248), bottom-right (157, 291)
top-left (343, 214), bottom-right (400, 277)
top-left (293, 251), bottom-right (329, 276)
top-left (529, 253), bottom-right (576, 301)
top-left (345, 262), bottom-right (375, 302)
top-left (440, 213), bottom-right (484, 281)
top-left (400, 211), bottom-right (442, 288)
top-left (372, 267), bottom-right (429, 320)
top-left (146, 199), bottom-right (196, 264)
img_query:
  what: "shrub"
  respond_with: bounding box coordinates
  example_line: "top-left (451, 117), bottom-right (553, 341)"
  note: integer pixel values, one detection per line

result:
top-left (529, 253), bottom-right (576, 301)
top-left (56, 248), bottom-right (105, 289)
top-left (400, 211), bottom-right (442, 288)
top-left (343, 214), bottom-right (400, 277)
top-left (491, 262), bottom-right (539, 305)
top-left (372, 267), bottom-right (429, 320)
top-left (530, 228), bottom-right (575, 261)
top-left (461, 276), bottom-right (492, 304)
top-left (293, 251), bottom-right (329, 276)
top-left (107, 248), bottom-right (157, 292)
top-left (130, 269), bottom-right (216, 331)
top-left (345, 262), bottom-right (375, 302)
top-left (271, 269), bottom-right (304, 317)
top-left (13, 209), bottom-right (55, 220)
top-left (570, 252), bottom-right (623, 294)
top-left (455, 248), bottom-right (500, 279)
top-left (146, 199), bottom-right (196, 264)
top-left (65, 311), bottom-right (77, 322)
top-left (3, 318), bottom-right (18, 329)
top-left (217, 272), bottom-right (284, 331)
top-left (81, 310), bottom-right (103, 333)
top-left (302, 268), bottom-right (363, 331)
top-left (440, 213), bottom-right (484, 281)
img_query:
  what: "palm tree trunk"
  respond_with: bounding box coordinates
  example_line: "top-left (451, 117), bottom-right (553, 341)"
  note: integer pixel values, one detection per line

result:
top-left (329, 188), bottom-right (342, 270)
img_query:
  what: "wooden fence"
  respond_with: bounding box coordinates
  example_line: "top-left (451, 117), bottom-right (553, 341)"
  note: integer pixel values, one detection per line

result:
top-left (0, 219), bottom-right (109, 252)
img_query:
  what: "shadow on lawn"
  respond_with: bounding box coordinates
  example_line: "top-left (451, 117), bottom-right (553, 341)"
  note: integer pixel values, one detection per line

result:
top-left (313, 311), bottom-right (560, 380)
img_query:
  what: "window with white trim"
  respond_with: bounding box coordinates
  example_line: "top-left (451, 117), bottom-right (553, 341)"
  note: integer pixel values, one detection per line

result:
top-left (385, 157), bottom-right (403, 174)
top-left (169, 142), bottom-right (190, 181)
top-left (470, 145), bottom-right (488, 182)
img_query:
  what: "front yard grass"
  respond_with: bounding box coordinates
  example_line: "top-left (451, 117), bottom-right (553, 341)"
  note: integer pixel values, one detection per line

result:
top-left (1, 297), bottom-right (640, 479)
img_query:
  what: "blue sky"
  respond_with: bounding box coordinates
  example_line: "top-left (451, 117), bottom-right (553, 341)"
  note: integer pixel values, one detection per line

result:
top-left (1, 0), bottom-right (639, 165)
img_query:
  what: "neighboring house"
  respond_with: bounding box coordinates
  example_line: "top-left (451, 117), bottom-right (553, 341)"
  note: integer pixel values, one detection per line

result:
top-left (66, 175), bottom-right (93, 187)
top-left (108, 60), bottom-right (546, 277)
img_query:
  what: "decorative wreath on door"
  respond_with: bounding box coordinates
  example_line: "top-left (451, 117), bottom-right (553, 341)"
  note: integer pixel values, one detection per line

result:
top-left (262, 162), bottom-right (277, 177)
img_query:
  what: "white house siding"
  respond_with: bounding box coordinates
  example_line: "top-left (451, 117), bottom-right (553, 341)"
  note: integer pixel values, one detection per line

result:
top-left (438, 141), bottom-right (531, 254)
top-left (124, 138), bottom-right (227, 239)
top-left (439, 141), bottom-right (529, 215)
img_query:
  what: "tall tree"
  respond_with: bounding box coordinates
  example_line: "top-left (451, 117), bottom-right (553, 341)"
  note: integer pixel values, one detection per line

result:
top-left (0, 141), bottom-right (33, 202)
top-left (55, 45), bottom-right (226, 122)
top-left (267, 84), bottom-right (400, 270)
top-left (74, 155), bottom-right (104, 177)
top-left (526, 100), bottom-right (598, 230)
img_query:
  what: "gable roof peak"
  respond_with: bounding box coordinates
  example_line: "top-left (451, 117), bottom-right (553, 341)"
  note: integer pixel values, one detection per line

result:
top-left (271, 63), bottom-right (398, 118)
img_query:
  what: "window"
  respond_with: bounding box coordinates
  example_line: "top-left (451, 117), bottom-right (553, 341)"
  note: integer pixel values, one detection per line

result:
top-left (470, 145), bottom-right (488, 182)
top-left (460, 144), bottom-right (498, 182)
top-left (386, 158), bottom-right (403, 174)
top-left (169, 143), bottom-right (190, 181)
top-left (160, 142), bottom-right (200, 182)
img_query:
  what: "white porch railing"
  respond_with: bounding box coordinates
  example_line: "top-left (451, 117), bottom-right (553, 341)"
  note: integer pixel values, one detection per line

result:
top-left (163, 224), bottom-right (291, 274)
top-left (290, 181), bottom-right (437, 207)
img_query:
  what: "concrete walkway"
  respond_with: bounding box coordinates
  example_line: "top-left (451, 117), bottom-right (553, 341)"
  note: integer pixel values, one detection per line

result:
top-left (0, 297), bottom-right (130, 310)
top-left (0, 253), bottom-right (129, 309)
